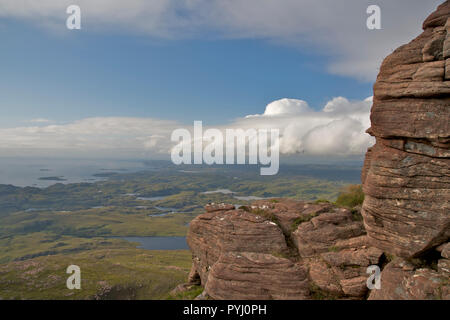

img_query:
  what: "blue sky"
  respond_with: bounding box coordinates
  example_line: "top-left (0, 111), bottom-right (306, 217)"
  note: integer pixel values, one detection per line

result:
top-left (0, 0), bottom-right (441, 159)
top-left (0, 19), bottom-right (373, 127)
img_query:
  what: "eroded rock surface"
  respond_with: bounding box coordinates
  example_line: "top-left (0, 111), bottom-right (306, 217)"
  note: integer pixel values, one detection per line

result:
top-left (368, 247), bottom-right (449, 300)
top-left (187, 199), bottom-right (382, 300)
top-left (362, 1), bottom-right (450, 259)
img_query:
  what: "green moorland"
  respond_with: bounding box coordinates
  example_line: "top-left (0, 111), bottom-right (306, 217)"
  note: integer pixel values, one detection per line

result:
top-left (0, 248), bottom-right (192, 300)
top-left (0, 163), bottom-right (362, 299)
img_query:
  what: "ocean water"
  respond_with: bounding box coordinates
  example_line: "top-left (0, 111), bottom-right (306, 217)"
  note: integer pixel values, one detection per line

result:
top-left (0, 158), bottom-right (149, 188)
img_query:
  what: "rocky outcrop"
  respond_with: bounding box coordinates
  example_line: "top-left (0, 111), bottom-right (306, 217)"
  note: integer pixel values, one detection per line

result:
top-left (204, 252), bottom-right (310, 300)
top-left (368, 254), bottom-right (449, 300)
top-left (186, 199), bottom-right (383, 300)
top-left (362, 0), bottom-right (450, 259)
top-left (187, 201), bottom-right (309, 300)
top-left (292, 208), bottom-right (365, 257)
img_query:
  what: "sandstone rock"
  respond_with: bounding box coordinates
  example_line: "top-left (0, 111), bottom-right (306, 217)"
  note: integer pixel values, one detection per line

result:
top-left (438, 259), bottom-right (450, 274)
top-left (205, 203), bottom-right (236, 212)
top-left (194, 291), bottom-right (210, 300)
top-left (340, 276), bottom-right (369, 297)
top-left (292, 208), bottom-right (365, 257)
top-left (307, 239), bottom-right (383, 299)
top-left (362, 1), bottom-right (450, 259)
top-left (205, 252), bottom-right (310, 300)
top-left (187, 207), bottom-right (289, 285)
top-left (188, 264), bottom-right (201, 285)
top-left (251, 198), bottom-right (334, 234)
top-left (368, 258), bottom-right (450, 300)
top-left (423, 1), bottom-right (450, 29)
top-left (437, 242), bottom-right (450, 258)
top-left (187, 200), bottom-right (381, 300)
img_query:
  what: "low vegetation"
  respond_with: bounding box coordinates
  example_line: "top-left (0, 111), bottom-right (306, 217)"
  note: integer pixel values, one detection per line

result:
top-left (0, 164), bottom-right (362, 299)
top-left (166, 285), bottom-right (204, 300)
top-left (0, 249), bottom-right (192, 300)
top-left (335, 185), bottom-right (364, 208)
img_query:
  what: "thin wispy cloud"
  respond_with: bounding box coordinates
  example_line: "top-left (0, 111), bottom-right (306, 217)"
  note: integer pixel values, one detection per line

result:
top-left (28, 118), bottom-right (52, 123)
top-left (0, 0), bottom-right (441, 80)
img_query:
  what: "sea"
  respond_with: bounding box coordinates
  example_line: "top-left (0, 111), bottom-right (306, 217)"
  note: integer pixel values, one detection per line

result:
top-left (0, 158), bottom-right (149, 188)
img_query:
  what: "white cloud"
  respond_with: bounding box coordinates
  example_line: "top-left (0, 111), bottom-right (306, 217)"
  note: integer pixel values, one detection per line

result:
top-left (0, 117), bottom-right (180, 157)
top-left (263, 98), bottom-right (311, 116)
top-left (0, 0), bottom-right (442, 80)
top-left (0, 97), bottom-right (374, 158)
top-left (28, 118), bottom-right (52, 123)
top-left (228, 97), bottom-right (374, 155)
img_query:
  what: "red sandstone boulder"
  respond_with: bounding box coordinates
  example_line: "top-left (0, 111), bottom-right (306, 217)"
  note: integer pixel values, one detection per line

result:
top-left (368, 256), bottom-right (449, 300)
top-left (292, 208), bottom-right (365, 257)
top-left (187, 207), bottom-right (289, 285)
top-left (205, 252), bottom-right (310, 300)
top-left (187, 200), bottom-right (381, 300)
top-left (307, 237), bottom-right (383, 299)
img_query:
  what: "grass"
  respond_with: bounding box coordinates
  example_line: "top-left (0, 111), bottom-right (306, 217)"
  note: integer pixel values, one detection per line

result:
top-left (0, 232), bottom-right (138, 264)
top-left (291, 213), bottom-right (319, 231)
top-left (314, 199), bottom-right (331, 204)
top-left (0, 165), bottom-right (360, 299)
top-left (0, 208), bottom-right (196, 241)
top-left (328, 246), bottom-right (340, 252)
top-left (335, 185), bottom-right (364, 208)
top-left (0, 248), bottom-right (192, 300)
top-left (166, 285), bottom-right (204, 300)
top-left (249, 208), bottom-right (279, 223)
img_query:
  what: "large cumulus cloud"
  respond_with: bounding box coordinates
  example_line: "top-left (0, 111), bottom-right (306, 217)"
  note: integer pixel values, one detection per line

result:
top-left (229, 97), bottom-right (373, 155)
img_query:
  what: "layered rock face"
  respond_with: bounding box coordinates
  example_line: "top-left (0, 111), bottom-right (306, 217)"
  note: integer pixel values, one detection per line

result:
top-left (187, 200), bottom-right (384, 300)
top-left (187, 201), bottom-right (310, 300)
top-left (362, 1), bottom-right (450, 259)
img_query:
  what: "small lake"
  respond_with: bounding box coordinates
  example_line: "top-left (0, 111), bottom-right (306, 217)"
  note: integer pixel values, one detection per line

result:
top-left (201, 189), bottom-right (266, 201)
top-left (119, 236), bottom-right (189, 250)
top-left (136, 196), bottom-right (169, 201)
top-left (234, 195), bottom-right (266, 201)
top-left (202, 189), bottom-right (234, 195)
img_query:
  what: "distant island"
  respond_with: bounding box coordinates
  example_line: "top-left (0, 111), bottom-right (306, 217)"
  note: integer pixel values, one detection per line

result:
top-left (92, 172), bottom-right (119, 177)
top-left (38, 176), bottom-right (67, 181)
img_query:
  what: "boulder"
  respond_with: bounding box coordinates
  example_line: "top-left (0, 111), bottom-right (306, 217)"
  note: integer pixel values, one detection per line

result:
top-left (205, 252), bottom-right (310, 300)
top-left (187, 200), bottom-right (382, 300)
top-left (292, 208), bottom-right (365, 257)
top-left (187, 207), bottom-right (289, 285)
top-left (368, 256), bottom-right (449, 300)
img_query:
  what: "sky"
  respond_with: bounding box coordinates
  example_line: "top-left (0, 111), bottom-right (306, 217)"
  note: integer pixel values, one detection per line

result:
top-left (0, 0), bottom-right (443, 160)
